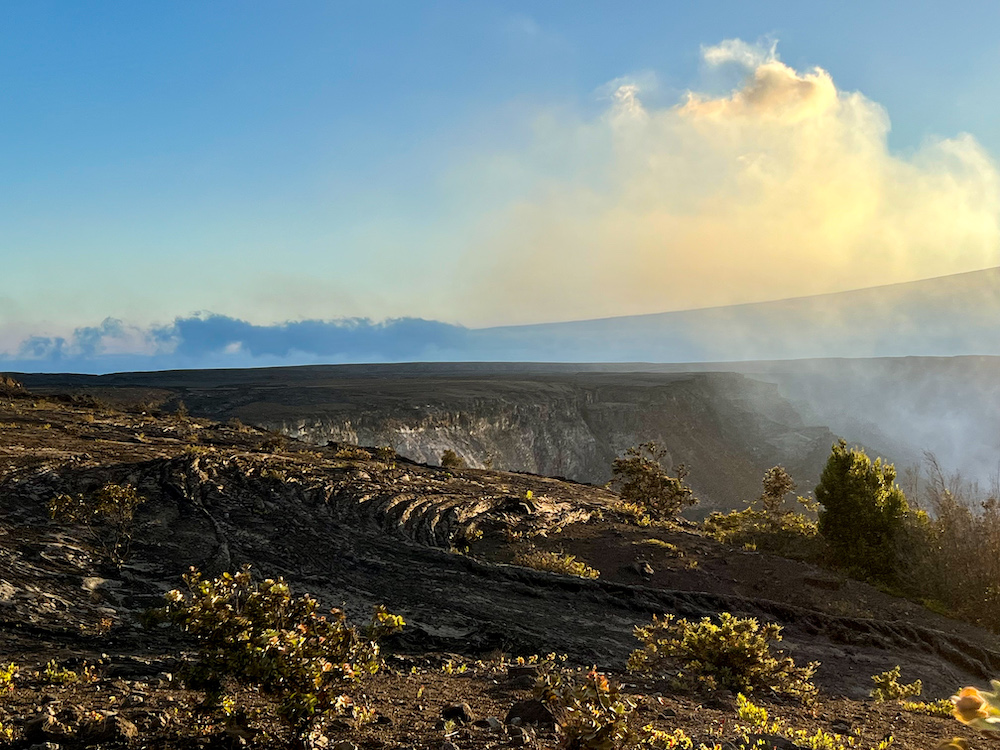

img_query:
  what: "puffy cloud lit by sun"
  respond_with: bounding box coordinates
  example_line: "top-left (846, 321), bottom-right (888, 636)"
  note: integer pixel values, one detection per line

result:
top-left (458, 39), bottom-right (1000, 325)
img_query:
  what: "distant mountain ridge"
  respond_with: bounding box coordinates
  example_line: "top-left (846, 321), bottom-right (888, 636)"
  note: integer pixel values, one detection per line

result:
top-left (473, 266), bottom-right (1000, 362)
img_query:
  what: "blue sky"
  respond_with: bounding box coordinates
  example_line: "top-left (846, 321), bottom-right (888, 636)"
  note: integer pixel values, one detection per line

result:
top-left (3, 2), bottom-right (1000, 370)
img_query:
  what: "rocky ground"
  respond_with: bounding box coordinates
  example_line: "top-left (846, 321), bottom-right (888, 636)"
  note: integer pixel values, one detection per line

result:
top-left (0, 377), bottom-right (996, 749)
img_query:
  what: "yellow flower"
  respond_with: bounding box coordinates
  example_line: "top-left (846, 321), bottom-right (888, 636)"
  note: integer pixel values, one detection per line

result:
top-left (952, 687), bottom-right (990, 724)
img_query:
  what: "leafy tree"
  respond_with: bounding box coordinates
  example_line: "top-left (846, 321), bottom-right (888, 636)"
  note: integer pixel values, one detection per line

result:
top-left (610, 442), bottom-right (696, 519)
top-left (815, 439), bottom-right (910, 582)
top-left (758, 466), bottom-right (795, 516)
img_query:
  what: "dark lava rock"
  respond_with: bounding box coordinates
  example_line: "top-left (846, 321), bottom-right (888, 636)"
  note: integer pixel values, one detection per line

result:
top-left (829, 719), bottom-right (853, 735)
top-left (78, 714), bottom-right (139, 746)
top-left (726, 734), bottom-right (806, 750)
top-left (508, 725), bottom-right (536, 747)
top-left (442, 702), bottom-right (476, 724)
top-left (505, 700), bottom-right (556, 729)
top-left (23, 710), bottom-right (71, 745)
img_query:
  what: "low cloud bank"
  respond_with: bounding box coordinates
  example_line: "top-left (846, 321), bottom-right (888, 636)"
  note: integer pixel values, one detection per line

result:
top-left (0, 314), bottom-right (473, 374)
top-left (5, 266), bottom-right (1000, 374)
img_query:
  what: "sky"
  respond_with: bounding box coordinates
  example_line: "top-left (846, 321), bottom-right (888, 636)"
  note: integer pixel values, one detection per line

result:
top-left (4, 1), bottom-right (1000, 371)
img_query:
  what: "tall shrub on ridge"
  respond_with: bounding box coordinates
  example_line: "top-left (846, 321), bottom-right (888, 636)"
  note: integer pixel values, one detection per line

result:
top-left (815, 439), bottom-right (909, 583)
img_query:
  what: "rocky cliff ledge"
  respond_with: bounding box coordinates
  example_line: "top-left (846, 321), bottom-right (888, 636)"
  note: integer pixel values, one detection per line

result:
top-left (16, 366), bottom-right (844, 513)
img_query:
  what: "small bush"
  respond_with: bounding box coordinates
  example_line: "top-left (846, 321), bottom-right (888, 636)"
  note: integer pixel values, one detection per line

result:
top-left (534, 667), bottom-right (693, 750)
top-left (870, 665), bottom-right (922, 701)
top-left (440, 449), bottom-right (466, 469)
top-left (0, 662), bottom-right (17, 693)
top-left (48, 483), bottom-right (146, 567)
top-left (627, 612), bottom-right (817, 701)
top-left (514, 550), bottom-right (600, 579)
top-left (260, 434), bottom-right (287, 453)
top-left (335, 445), bottom-right (370, 460)
top-left (609, 501), bottom-right (653, 527)
top-left (610, 443), bottom-right (696, 520)
top-left (160, 565), bottom-right (403, 730)
top-left (374, 445), bottom-right (396, 464)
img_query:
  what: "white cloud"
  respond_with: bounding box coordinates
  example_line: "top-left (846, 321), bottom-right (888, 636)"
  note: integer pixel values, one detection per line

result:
top-left (701, 38), bottom-right (778, 68)
top-left (454, 40), bottom-right (1000, 325)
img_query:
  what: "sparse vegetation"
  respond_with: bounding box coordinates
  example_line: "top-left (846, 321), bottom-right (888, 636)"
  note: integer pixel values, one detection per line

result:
top-left (513, 549), bottom-right (600, 579)
top-left (0, 377), bottom-right (984, 750)
top-left (735, 693), bottom-right (896, 750)
top-left (47, 482), bottom-right (146, 567)
top-left (703, 506), bottom-right (822, 560)
top-left (628, 613), bottom-right (818, 701)
top-left (610, 443), bottom-right (696, 520)
top-left (901, 699), bottom-right (952, 717)
top-left (335, 444), bottom-right (370, 460)
top-left (41, 660), bottom-right (78, 685)
top-left (894, 455), bottom-right (1000, 630)
top-left (227, 416), bottom-right (251, 432)
top-left (160, 565), bottom-right (404, 731)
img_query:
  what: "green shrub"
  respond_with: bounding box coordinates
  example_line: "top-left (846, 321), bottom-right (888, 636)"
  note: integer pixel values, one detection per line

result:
top-left (0, 662), bottom-right (17, 694)
top-left (48, 483), bottom-right (146, 567)
top-left (534, 667), bottom-right (693, 750)
top-left (440, 449), bottom-right (466, 469)
top-left (870, 665), bottom-right (922, 701)
top-left (610, 443), bottom-right (696, 520)
top-left (609, 500), bottom-right (653, 527)
top-left (815, 440), bottom-right (910, 583)
top-left (161, 565), bottom-right (403, 730)
top-left (514, 550), bottom-right (600, 579)
top-left (334, 444), bottom-right (369, 460)
top-left (627, 613), bottom-right (817, 701)
top-left (374, 445), bottom-right (396, 464)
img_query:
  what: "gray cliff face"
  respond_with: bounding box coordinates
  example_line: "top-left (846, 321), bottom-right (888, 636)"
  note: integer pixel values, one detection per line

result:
top-left (249, 372), bottom-right (838, 514)
top-left (14, 365), bottom-right (843, 514)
